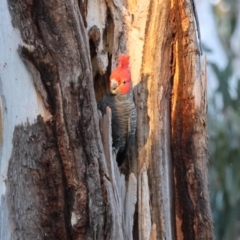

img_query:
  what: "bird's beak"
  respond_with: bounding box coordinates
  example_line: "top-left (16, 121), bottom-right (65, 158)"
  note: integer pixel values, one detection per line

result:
top-left (110, 79), bottom-right (118, 94)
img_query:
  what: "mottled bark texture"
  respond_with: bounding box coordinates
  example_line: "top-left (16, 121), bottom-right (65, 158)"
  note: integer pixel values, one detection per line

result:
top-left (7, 117), bottom-right (68, 239)
top-left (171, 0), bottom-right (213, 239)
top-left (6, 0), bottom-right (213, 239)
top-left (7, 0), bottom-right (109, 239)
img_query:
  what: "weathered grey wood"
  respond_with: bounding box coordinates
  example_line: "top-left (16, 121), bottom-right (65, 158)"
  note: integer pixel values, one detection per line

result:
top-left (138, 166), bottom-right (151, 240)
top-left (135, 0), bottom-right (175, 238)
top-left (99, 107), bottom-right (137, 240)
top-left (99, 109), bottom-right (124, 240)
top-left (123, 173), bottom-right (137, 240)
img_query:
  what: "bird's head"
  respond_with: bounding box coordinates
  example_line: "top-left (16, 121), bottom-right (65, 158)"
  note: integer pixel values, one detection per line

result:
top-left (109, 54), bottom-right (132, 95)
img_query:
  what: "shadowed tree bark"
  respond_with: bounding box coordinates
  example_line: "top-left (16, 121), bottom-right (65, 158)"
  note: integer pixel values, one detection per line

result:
top-left (0, 0), bottom-right (213, 239)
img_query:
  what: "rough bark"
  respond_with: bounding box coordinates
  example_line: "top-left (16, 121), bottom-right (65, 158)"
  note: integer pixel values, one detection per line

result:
top-left (7, 117), bottom-right (68, 239)
top-left (7, 0), bottom-right (108, 238)
top-left (136, 0), bottom-right (174, 238)
top-left (2, 0), bottom-right (213, 239)
top-left (171, 0), bottom-right (213, 238)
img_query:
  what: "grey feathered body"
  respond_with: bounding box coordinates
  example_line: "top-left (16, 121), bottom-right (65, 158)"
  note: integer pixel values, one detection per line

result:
top-left (98, 91), bottom-right (137, 165)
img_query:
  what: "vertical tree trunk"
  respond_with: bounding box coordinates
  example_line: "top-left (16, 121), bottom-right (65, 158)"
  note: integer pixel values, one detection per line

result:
top-left (0, 0), bottom-right (213, 239)
top-left (171, 1), bottom-right (213, 238)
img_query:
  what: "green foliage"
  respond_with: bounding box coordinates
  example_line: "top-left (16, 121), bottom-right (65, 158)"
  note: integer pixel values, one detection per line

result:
top-left (208, 1), bottom-right (240, 239)
top-left (209, 62), bottom-right (233, 108)
top-left (209, 107), bottom-right (240, 240)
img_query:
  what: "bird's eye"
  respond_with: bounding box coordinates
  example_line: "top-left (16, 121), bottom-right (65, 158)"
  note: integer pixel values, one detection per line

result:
top-left (123, 81), bottom-right (126, 84)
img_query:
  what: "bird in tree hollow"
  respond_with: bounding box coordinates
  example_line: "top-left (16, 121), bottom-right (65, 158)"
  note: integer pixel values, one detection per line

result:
top-left (98, 54), bottom-right (137, 166)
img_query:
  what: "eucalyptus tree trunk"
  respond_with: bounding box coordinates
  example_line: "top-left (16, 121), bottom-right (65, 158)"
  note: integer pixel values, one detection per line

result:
top-left (0, 0), bottom-right (213, 239)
